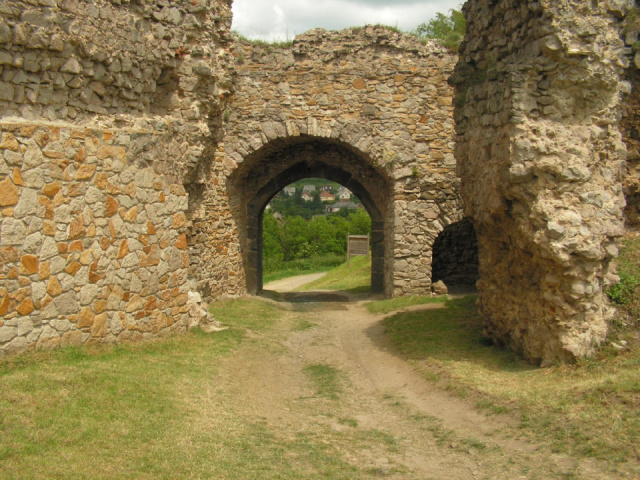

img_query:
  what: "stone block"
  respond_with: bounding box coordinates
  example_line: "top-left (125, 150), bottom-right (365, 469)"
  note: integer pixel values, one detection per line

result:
top-left (0, 178), bottom-right (19, 206)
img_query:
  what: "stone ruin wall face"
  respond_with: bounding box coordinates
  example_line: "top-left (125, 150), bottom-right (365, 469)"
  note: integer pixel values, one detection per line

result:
top-left (2, 0), bottom-right (635, 365)
top-left (454, 0), bottom-right (632, 365)
top-left (195, 27), bottom-right (461, 298)
top-left (0, 0), bottom-right (234, 357)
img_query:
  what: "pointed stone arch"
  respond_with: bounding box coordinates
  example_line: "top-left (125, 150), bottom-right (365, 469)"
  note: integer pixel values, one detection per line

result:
top-left (227, 135), bottom-right (392, 294)
top-left (187, 28), bottom-right (462, 302)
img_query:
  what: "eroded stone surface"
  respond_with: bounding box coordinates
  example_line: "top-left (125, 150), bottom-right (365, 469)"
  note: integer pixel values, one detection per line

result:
top-left (453, 0), bottom-right (632, 365)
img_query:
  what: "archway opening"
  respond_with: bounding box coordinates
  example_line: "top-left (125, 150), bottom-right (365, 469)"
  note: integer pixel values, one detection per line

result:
top-left (431, 218), bottom-right (479, 290)
top-left (227, 136), bottom-right (392, 296)
top-left (262, 178), bottom-right (372, 290)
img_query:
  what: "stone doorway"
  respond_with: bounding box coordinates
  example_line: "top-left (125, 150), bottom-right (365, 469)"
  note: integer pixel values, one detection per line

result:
top-left (227, 137), bottom-right (392, 295)
top-left (431, 218), bottom-right (479, 288)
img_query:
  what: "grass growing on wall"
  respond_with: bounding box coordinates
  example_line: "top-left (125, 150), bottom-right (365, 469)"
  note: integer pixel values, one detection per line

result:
top-left (232, 32), bottom-right (294, 49)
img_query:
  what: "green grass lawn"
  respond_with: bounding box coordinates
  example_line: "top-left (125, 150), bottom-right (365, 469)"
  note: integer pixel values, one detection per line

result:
top-left (0, 327), bottom-right (242, 479)
top-left (371, 293), bottom-right (640, 470)
top-left (0, 299), bottom-right (369, 480)
top-left (365, 294), bottom-right (447, 314)
top-left (3, 237), bottom-right (639, 478)
top-left (262, 255), bottom-right (346, 284)
top-left (296, 256), bottom-right (371, 293)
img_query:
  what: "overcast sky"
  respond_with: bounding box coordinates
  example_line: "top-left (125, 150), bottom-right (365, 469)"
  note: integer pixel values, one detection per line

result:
top-left (231, 0), bottom-right (463, 42)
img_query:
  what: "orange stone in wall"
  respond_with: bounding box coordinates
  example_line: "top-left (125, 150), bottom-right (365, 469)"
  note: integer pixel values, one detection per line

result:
top-left (16, 298), bottom-right (34, 316)
top-left (0, 295), bottom-right (10, 316)
top-left (68, 219), bottom-right (86, 240)
top-left (0, 177), bottom-right (19, 207)
top-left (77, 307), bottom-right (95, 328)
top-left (39, 261), bottom-right (50, 279)
top-left (105, 196), bottom-right (119, 217)
top-left (65, 262), bottom-right (82, 276)
top-left (20, 255), bottom-right (39, 275)
top-left (42, 181), bottom-right (62, 198)
top-left (117, 240), bottom-right (129, 259)
top-left (175, 234), bottom-right (188, 250)
top-left (47, 277), bottom-right (63, 297)
top-left (12, 168), bottom-right (24, 186)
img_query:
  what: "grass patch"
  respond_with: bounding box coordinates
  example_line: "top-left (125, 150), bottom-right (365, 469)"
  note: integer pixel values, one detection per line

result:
top-left (292, 318), bottom-right (315, 331)
top-left (303, 363), bottom-right (342, 399)
top-left (297, 256), bottom-right (371, 293)
top-left (263, 254), bottom-right (345, 283)
top-left (365, 295), bottom-right (447, 314)
top-left (607, 234), bottom-right (640, 331)
top-left (0, 328), bottom-right (242, 479)
top-left (0, 298), bottom-right (378, 479)
top-left (382, 293), bottom-right (640, 467)
top-left (210, 297), bottom-right (285, 331)
top-left (338, 417), bottom-right (358, 428)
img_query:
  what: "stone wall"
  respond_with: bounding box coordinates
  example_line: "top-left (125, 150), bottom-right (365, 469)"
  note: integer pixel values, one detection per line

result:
top-left (192, 27), bottom-right (461, 298)
top-left (4, 0), bottom-right (634, 364)
top-left (0, 0), bottom-right (233, 357)
top-left (453, 0), bottom-right (631, 365)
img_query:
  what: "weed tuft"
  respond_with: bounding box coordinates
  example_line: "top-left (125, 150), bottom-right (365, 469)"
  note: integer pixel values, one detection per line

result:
top-left (303, 363), bottom-right (342, 399)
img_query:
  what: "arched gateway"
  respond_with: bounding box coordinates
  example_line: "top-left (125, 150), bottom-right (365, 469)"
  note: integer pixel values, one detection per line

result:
top-left (1, 1), bottom-right (632, 364)
top-left (228, 137), bottom-right (389, 294)
top-left (185, 27), bottom-right (463, 300)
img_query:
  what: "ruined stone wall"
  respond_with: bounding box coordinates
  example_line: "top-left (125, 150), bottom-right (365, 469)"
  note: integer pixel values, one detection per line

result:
top-left (0, 0), bottom-right (233, 357)
top-left (454, 0), bottom-right (631, 365)
top-left (195, 27), bottom-right (460, 298)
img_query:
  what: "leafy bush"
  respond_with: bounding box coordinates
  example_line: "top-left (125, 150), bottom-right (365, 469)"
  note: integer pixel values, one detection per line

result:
top-left (414, 9), bottom-right (465, 51)
top-left (263, 209), bottom-right (371, 263)
top-left (607, 235), bottom-right (640, 322)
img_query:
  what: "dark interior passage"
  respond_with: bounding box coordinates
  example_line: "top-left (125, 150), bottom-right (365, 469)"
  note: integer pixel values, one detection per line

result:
top-left (431, 218), bottom-right (479, 286)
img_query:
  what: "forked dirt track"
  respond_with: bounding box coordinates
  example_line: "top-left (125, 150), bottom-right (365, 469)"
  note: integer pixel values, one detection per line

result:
top-left (212, 277), bottom-right (618, 479)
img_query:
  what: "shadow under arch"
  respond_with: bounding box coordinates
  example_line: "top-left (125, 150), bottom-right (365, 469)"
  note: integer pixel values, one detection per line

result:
top-left (431, 218), bottom-right (479, 287)
top-left (227, 136), bottom-right (393, 295)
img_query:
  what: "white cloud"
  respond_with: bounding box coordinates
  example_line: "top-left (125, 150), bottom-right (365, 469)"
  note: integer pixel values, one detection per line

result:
top-left (232, 0), bottom-right (463, 42)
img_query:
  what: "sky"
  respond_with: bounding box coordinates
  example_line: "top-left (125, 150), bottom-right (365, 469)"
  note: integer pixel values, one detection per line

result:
top-left (231, 0), bottom-right (463, 42)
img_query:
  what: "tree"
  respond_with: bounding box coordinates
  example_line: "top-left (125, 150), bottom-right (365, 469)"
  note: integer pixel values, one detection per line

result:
top-left (415, 8), bottom-right (465, 51)
top-left (263, 213), bottom-right (283, 262)
top-left (346, 208), bottom-right (371, 236)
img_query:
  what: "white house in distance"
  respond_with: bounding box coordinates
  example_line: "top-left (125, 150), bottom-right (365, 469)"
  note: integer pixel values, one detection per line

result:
top-left (283, 185), bottom-right (296, 196)
top-left (337, 186), bottom-right (352, 201)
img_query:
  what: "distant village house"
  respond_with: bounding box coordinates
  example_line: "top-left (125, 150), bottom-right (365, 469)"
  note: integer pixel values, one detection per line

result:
top-left (319, 191), bottom-right (335, 202)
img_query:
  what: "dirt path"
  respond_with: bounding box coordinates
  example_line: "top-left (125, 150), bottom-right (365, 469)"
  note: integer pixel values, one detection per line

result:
top-left (213, 277), bottom-right (615, 479)
top-left (263, 272), bottom-right (327, 292)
